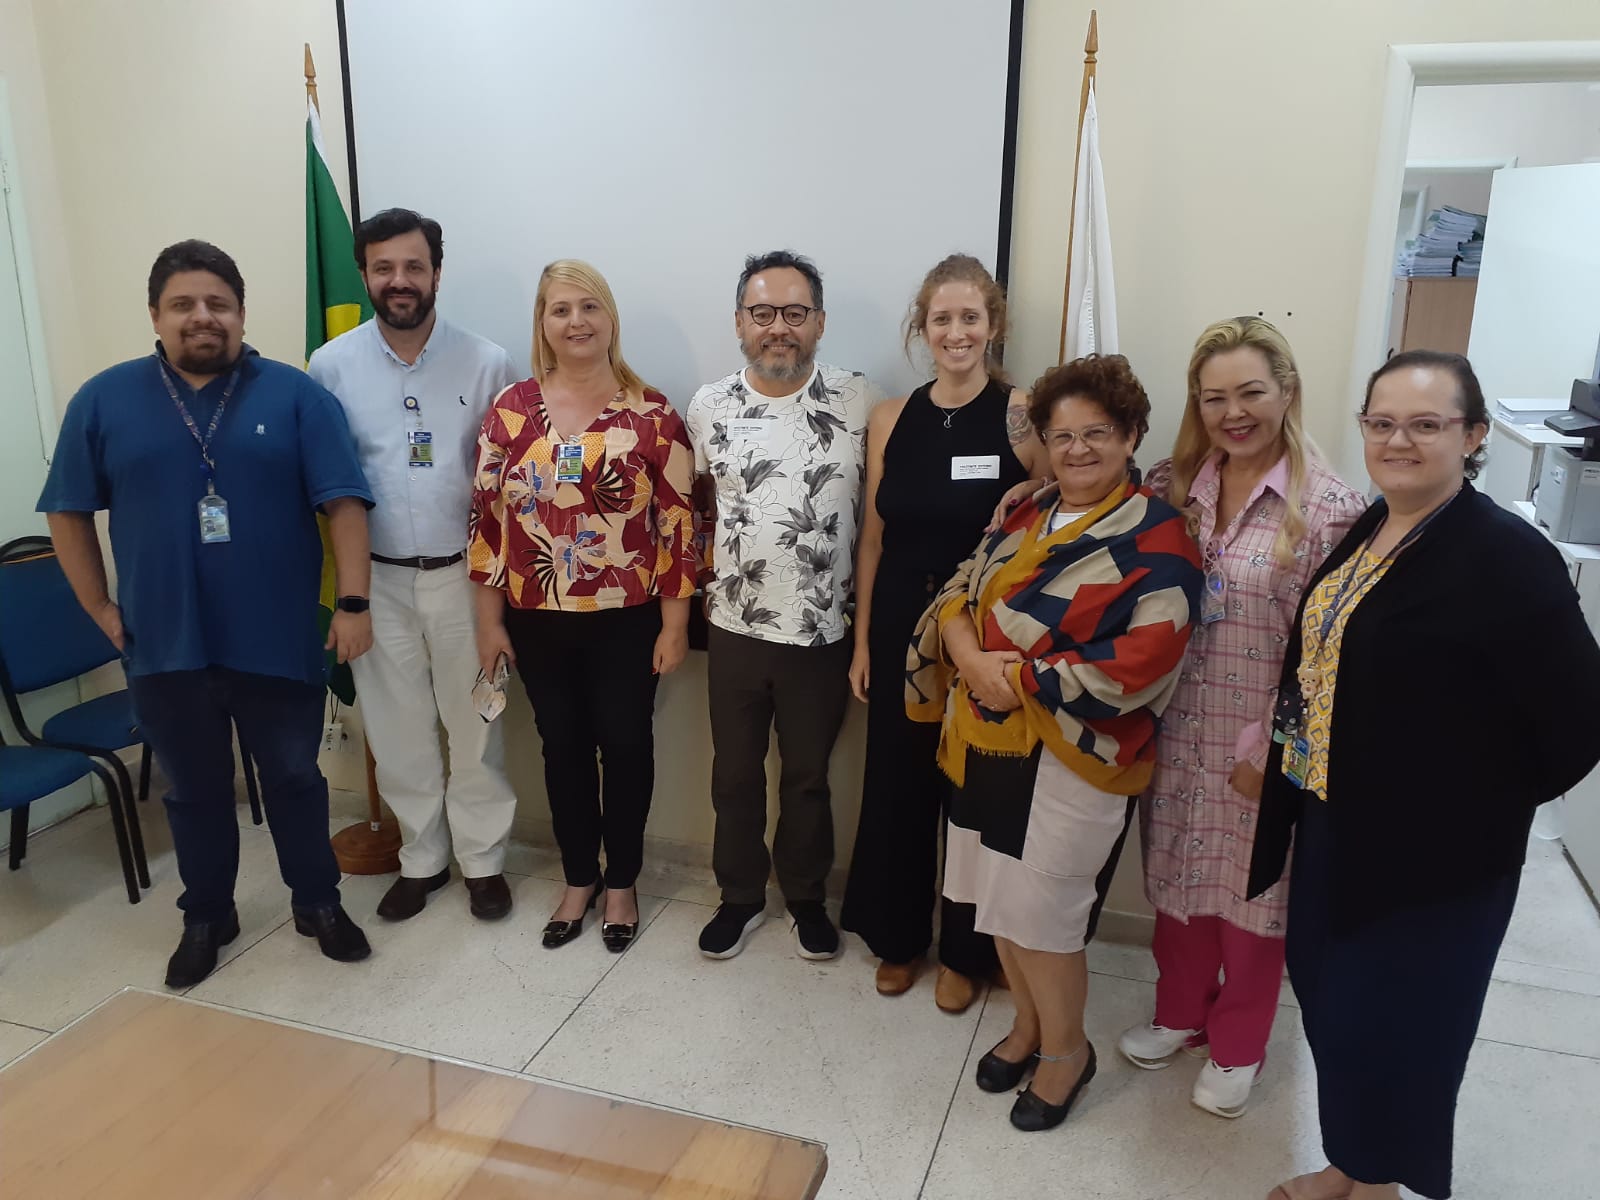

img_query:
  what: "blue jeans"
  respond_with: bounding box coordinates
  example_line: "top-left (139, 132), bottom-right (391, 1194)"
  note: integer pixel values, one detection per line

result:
top-left (130, 668), bottom-right (341, 924)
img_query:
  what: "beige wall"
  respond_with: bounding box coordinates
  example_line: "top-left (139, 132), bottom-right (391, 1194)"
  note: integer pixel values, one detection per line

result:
top-left (11, 0), bottom-right (1600, 927)
top-left (26, 0), bottom-right (351, 376)
top-left (0, 0), bottom-right (84, 416)
top-left (1004, 1), bottom-right (1600, 481)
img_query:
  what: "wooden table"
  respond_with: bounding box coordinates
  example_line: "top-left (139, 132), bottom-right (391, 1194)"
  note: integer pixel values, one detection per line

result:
top-left (0, 990), bottom-right (826, 1199)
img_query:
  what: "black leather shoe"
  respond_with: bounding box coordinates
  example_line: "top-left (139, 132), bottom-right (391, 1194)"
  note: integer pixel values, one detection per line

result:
top-left (1009, 1043), bottom-right (1097, 1131)
top-left (376, 867), bottom-right (451, 921)
top-left (292, 903), bottom-right (372, 963)
top-left (542, 882), bottom-right (601, 948)
top-left (465, 873), bottom-right (513, 921)
top-left (975, 1039), bottom-right (1040, 1093)
top-left (165, 909), bottom-right (241, 988)
top-left (600, 886), bottom-right (639, 953)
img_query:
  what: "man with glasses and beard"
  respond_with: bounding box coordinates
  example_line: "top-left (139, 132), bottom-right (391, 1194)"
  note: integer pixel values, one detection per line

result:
top-left (685, 250), bottom-right (881, 962)
top-left (40, 240), bottom-right (376, 987)
top-left (308, 209), bottom-right (521, 924)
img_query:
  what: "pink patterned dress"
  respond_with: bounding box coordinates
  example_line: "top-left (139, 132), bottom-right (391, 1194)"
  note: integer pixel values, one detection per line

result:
top-left (1141, 453), bottom-right (1365, 936)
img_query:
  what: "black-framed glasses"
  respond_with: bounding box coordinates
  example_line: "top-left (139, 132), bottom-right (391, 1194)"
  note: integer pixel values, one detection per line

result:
top-left (743, 303), bottom-right (818, 328)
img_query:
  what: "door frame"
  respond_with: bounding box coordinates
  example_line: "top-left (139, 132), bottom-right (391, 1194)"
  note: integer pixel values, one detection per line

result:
top-left (0, 76), bottom-right (59, 459)
top-left (1346, 42), bottom-right (1600, 485)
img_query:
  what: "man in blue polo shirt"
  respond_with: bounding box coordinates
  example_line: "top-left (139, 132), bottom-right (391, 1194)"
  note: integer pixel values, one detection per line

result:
top-left (39, 239), bottom-right (378, 988)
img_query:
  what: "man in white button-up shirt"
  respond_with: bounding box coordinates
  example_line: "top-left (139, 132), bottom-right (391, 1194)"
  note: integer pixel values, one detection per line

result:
top-left (308, 208), bottom-right (521, 923)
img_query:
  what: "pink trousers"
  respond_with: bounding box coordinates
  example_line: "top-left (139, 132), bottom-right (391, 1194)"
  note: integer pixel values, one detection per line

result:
top-left (1152, 911), bottom-right (1286, 1068)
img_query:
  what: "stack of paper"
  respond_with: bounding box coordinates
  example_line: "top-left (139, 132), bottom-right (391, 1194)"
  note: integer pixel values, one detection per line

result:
top-left (1396, 206), bottom-right (1488, 278)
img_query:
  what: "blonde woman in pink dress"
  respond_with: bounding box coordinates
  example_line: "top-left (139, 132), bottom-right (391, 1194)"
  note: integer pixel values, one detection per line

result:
top-left (1119, 317), bottom-right (1365, 1118)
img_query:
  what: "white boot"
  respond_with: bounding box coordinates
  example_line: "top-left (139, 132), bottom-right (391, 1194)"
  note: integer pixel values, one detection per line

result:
top-left (1117, 1021), bottom-right (1208, 1069)
top-left (1191, 1058), bottom-right (1261, 1118)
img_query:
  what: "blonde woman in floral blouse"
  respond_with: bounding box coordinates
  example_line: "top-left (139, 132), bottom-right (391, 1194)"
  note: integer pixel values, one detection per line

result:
top-left (470, 260), bottom-right (696, 955)
top-left (1120, 317), bottom-right (1365, 1117)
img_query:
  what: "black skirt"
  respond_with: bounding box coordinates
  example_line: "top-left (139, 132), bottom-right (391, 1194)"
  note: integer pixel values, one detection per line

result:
top-left (1287, 793), bottom-right (1519, 1199)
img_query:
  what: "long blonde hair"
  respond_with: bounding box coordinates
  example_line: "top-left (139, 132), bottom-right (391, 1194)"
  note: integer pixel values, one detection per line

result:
top-left (531, 259), bottom-right (650, 400)
top-left (1168, 317), bottom-right (1319, 566)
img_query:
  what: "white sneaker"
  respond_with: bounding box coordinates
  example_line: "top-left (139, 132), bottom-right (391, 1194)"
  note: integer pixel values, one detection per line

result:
top-left (1117, 1021), bottom-right (1209, 1069)
top-left (1191, 1058), bottom-right (1261, 1118)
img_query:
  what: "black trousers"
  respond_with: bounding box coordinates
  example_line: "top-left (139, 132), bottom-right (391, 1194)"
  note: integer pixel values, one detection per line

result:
top-left (707, 625), bottom-right (851, 906)
top-left (129, 667), bottom-right (341, 926)
top-left (506, 602), bottom-right (660, 890)
top-left (840, 562), bottom-right (997, 976)
top-left (841, 714), bottom-right (998, 976)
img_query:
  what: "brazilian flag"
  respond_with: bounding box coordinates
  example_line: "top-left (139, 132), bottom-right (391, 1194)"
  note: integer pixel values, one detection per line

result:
top-left (305, 95), bottom-right (371, 704)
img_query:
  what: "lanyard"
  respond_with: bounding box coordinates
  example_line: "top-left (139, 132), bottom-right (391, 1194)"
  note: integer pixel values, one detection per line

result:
top-left (155, 355), bottom-right (241, 488)
top-left (1311, 487), bottom-right (1459, 653)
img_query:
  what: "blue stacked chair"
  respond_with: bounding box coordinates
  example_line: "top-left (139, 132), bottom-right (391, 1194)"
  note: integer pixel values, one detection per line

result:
top-left (0, 536), bottom-right (149, 902)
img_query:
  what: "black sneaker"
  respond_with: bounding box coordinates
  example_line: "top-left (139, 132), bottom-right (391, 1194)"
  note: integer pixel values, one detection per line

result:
top-left (165, 908), bottom-right (241, 988)
top-left (788, 900), bottom-right (840, 961)
top-left (698, 902), bottom-right (767, 959)
top-left (292, 903), bottom-right (372, 963)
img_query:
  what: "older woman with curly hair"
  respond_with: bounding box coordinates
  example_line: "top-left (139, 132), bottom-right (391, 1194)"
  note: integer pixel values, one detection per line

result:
top-left (908, 354), bottom-right (1202, 1132)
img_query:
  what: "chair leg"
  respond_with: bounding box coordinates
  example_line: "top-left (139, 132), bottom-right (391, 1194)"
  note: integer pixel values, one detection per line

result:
top-left (138, 743), bottom-right (153, 803)
top-left (97, 750), bottom-right (150, 889)
top-left (9, 805), bottom-right (28, 870)
top-left (93, 764), bottom-right (140, 904)
top-left (239, 735), bottom-right (264, 826)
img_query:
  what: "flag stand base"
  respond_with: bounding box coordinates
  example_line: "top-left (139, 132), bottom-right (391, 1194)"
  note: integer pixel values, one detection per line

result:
top-left (330, 742), bottom-right (401, 875)
top-left (331, 818), bottom-right (402, 875)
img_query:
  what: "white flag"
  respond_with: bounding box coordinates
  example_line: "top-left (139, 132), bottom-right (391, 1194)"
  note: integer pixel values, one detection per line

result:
top-left (1063, 81), bottom-right (1118, 361)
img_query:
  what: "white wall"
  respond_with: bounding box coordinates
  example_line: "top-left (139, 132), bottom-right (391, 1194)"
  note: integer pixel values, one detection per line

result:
top-left (13, 0), bottom-right (1600, 927)
top-left (1407, 81), bottom-right (1600, 169)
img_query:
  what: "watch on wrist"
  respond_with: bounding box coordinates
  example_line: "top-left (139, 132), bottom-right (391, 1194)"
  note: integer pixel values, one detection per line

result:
top-left (335, 595), bottom-right (370, 614)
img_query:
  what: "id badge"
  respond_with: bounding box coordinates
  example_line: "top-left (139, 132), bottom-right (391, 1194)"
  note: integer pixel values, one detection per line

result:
top-left (1283, 735), bottom-right (1311, 789)
top-left (727, 417), bottom-right (772, 443)
top-left (198, 493), bottom-right (231, 544)
top-left (408, 430), bottom-right (434, 468)
top-left (1201, 566), bottom-right (1227, 625)
top-left (950, 454), bottom-right (1001, 481)
top-left (555, 441), bottom-right (584, 483)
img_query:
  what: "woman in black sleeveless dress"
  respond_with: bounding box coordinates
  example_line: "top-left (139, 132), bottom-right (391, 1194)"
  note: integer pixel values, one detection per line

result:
top-left (841, 255), bottom-right (1043, 1011)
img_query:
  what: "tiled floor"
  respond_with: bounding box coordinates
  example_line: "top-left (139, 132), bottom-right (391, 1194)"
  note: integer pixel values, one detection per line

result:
top-left (2, 802), bottom-right (1598, 1199)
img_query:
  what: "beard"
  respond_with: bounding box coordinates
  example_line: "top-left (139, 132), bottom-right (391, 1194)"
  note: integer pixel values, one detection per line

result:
top-left (372, 283), bottom-right (437, 331)
top-left (174, 330), bottom-right (236, 375)
top-left (741, 332), bottom-right (817, 385)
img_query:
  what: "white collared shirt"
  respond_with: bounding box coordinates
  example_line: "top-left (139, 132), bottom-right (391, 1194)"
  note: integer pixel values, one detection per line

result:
top-left (308, 317), bottom-right (518, 558)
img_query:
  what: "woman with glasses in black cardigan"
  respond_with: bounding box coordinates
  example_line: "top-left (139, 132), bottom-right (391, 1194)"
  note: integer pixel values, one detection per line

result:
top-left (1250, 350), bottom-right (1600, 1200)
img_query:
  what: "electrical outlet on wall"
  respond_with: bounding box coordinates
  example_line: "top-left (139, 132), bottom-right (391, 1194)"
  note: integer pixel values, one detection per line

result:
top-left (321, 720), bottom-right (343, 756)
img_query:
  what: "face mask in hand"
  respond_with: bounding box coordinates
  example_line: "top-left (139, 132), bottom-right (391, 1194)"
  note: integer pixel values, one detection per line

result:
top-left (472, 655), bottom-right (511, 723)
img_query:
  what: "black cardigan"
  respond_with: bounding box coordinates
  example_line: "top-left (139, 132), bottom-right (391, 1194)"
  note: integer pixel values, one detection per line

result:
top-left (1247, 484), bottom-right (1600, 932)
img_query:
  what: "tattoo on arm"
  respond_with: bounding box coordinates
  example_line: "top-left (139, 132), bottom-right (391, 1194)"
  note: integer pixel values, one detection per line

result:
top-left (1005, 402), bottom-right (1031, 448)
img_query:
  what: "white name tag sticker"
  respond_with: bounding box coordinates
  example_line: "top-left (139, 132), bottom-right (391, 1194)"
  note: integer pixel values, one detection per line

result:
top-left (951, 454), bottom-right (1001, 481)
top-left (727, 418), bottom-right (773, 442)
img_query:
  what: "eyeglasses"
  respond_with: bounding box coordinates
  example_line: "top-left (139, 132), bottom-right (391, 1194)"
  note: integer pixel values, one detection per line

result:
top-left (1355, 414), bottom-right (1473, 443)
top-left (742, 304), bottom-right (818, 328)
top-left (1041, 423), bottom-right (1119, 450)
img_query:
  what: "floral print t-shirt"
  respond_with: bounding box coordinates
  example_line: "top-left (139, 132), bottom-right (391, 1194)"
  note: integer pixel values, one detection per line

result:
top-left (685, 363), bottom-right (879, 647)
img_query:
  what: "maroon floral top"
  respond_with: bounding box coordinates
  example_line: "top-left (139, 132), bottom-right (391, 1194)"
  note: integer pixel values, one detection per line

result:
top-left (468, 380), bottom-right (697, 610)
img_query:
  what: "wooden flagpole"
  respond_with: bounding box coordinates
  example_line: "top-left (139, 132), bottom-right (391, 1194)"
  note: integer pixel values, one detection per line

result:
top-left (307, 43), bottom-right (402, 874)
top-left (1057, 10), bottom-right (1099, 364)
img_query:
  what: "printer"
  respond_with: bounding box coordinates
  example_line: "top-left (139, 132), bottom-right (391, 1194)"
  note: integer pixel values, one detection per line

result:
top-left (1536, 378), bottom-right (1600, 544)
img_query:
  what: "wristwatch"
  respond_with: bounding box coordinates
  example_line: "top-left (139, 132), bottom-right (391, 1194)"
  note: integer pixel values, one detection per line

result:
top-left (335, 595), bottom-right (370, 614)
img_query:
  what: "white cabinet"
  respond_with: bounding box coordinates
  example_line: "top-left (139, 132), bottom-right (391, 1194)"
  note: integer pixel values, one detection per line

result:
top-left (1514, 502), bottom-right (1600, 891)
